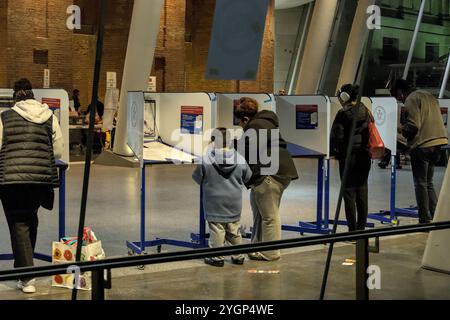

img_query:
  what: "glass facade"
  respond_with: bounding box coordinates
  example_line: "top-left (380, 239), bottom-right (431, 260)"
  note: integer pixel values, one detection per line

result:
top-left (365, 0), bottom-right (450, 96)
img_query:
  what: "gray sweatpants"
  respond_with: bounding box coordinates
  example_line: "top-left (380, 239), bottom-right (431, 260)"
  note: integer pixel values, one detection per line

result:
top-left (250, 176), bottom-right (288, 261)
top-left (208, 221), bottom-right (245, 261)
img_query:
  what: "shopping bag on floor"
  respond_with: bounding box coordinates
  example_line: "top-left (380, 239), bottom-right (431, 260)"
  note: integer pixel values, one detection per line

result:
top-left (51, 228), bottom-right (105, 291)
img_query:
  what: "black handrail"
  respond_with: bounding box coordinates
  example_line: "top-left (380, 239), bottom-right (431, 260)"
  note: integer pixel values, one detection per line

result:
top-left (0, 221), bottom-right (449, 282)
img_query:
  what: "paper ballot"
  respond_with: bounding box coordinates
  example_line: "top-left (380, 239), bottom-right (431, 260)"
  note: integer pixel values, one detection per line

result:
top-left (143, 141), bottom-right (195, 163)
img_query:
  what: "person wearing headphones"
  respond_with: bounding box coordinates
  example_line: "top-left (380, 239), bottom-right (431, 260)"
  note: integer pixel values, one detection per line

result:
top-left (330, 84), bottom-right (371, 232)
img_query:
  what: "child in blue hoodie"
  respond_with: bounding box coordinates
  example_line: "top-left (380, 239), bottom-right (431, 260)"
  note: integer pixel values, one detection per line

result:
top-left (193, 128), bottom-right (252, 267)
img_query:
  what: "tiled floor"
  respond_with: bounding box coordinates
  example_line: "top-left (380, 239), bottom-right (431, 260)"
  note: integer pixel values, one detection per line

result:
top-left (0, 158), bottom-right (448, 299)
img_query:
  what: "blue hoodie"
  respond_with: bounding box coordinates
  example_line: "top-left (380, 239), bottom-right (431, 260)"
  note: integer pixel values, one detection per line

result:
top-left (192, 147), bottom-right (252, 223)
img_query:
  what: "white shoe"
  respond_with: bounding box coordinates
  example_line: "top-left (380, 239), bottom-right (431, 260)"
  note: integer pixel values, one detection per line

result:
top-left (17, 279), bottom-right (36, 294)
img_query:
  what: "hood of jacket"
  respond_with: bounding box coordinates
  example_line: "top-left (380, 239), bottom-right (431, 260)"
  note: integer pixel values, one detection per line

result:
top-left (12, 99), bottom-right (53, 125)
top-left (206, 148), bottom-right (238, 174)
top-left (246, 110), bottom-right (279, 129)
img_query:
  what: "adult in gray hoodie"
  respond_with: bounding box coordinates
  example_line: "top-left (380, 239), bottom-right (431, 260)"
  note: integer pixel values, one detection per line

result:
top-left (193, 128), bottom-right (252, 267)
top-left (0, 79), bottom-right (64, 293)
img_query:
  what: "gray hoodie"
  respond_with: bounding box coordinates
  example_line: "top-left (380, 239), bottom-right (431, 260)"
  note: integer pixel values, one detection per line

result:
top-left (193, 147), bottom-right (252, 223)
top-left (0, 99), bottom-right (64, 160)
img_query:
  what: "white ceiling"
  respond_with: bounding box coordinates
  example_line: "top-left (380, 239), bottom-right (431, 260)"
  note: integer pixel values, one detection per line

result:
top-left (275, 0), bottom-right (314, 10)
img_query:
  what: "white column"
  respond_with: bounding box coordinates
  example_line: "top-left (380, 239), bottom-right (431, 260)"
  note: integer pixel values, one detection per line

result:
top-left (287, 2), bottom-right (313, 95)
top-left (403, 0), bottom-right (426, 80)
top-left (295, 0), bottom-right (339, 94)
top-left (336, 0), bottom-right (376, 91)
top-left (113, 0), bottom-right (164, 156)
top-left (422, 164), bottom-right (450, 274)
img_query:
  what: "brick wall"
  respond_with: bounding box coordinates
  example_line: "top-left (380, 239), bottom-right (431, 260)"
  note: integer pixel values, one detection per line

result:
top-left (160, 0), bottom-right (275, 92)
top-left (1, 0), bottom-right (274, 99)
top-left (6, 0), bottom-right (73, 90)
top-left (184, 0), bottom-right (237, 92)
top-left (97, 0), bottom-right (133, 105)
top-left (153, 0), bottom-right (187, 92)
top-left (72, 34), bottom-right (96, 109)
top-left (0, 0), bottom-right (7, 87)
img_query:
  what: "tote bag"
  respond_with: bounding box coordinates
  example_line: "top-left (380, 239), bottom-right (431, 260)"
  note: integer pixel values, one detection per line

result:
top-left (368, 111), bottom-right (385, 160)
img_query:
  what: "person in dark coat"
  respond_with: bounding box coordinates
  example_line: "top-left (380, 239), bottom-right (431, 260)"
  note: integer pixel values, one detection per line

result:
top-left (0, 79), bottom-right (64, 293)
top-left (234, 97), bottom-right (298, 261)
top-left (330, 84), bottom-right (371, 232)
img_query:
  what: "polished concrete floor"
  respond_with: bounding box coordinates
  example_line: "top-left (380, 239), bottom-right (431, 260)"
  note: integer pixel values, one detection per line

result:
top-left (0, 234), bottom-right (449, 300)
top-left (0, 158), bottom-right (448, 299)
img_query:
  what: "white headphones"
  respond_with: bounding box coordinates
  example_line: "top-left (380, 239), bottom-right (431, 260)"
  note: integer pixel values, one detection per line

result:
top-left (338, 90), bottom-right (351, 104)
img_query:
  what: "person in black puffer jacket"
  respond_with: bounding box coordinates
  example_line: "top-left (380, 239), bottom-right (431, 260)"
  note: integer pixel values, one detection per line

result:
top-left (0, 79), bottom-right (64, 293)
top-left (234, 97), bottom-right (298, 261)
top-left (330, 84), bottom-right (371, 232)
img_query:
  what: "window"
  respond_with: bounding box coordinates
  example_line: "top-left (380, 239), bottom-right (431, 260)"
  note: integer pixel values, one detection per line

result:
top-left (425, 43), bottom-right (439, 62)
top-left (33, 49), bottom-right (48, 65)
top-left (383, 37), bottom-right (399, 61)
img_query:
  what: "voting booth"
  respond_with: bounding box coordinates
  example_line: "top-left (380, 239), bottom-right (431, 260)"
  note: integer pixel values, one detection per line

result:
top-left (331, 96), bottom-right (417, 225)
top-left (0, 88), bottom-right (69, 262)
top-left (275, 95), bottom-right (330, 234)
top-left (126, 92), bottom-right (215, 254)
top-left (0, 89), bottom-right (70, 164)
top-left (216, 93), bottom-right (274, 131)
top-left (277, 95), bottom-right (330, 156)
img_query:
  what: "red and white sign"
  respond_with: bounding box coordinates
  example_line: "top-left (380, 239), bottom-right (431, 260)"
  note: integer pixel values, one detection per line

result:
top-left (42, 98), bottom-right (61, 110)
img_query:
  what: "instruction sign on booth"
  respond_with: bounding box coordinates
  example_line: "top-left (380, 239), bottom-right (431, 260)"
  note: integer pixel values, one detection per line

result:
top-left (296, 105), bottom-right (318, 130)
top-left (181, 106), bottom-right (204, 135)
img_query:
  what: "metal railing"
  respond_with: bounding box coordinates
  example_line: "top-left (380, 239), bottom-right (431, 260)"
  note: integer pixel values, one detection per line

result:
top-left (0, 221), bottom-right (449, 300)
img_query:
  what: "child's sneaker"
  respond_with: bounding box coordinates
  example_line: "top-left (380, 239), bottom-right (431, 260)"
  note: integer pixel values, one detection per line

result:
top-left (204, 258), bottom-right (224, 267)
top-left (17, 279), bottom-right (36, 294)
top-left (231, 257), bottom-right (245, 265)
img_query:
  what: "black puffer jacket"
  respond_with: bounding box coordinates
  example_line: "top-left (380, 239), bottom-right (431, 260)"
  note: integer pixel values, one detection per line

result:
top-left (0, 110), bottom-right (59, 187)
top-left (330, 103), bottom-right (370, 160)
top-left (236, 110), bottom-right (298, 188)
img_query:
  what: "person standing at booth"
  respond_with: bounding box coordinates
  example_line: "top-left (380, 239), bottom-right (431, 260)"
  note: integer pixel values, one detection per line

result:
top-left (0, 79), bottom-right (64, 293)
top-left (378, 83), bottom-right (409, 170)
top-left (193, 128), bottom-right (252, 267)
top-left (234, 97), bottom-right (298, 261)
top-left (330, 84), bottom-right (371, 232)
top-left (391, 80), bottom-right (448, 224)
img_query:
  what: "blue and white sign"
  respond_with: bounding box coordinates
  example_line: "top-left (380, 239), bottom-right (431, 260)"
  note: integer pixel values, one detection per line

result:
top-left (206, 0), bottom-right (270, 80)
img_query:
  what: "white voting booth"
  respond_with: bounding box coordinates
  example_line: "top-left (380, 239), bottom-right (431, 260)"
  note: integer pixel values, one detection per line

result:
top-left (216, 93), bottom-right (274, 130)
top-left (329, 96), bottom-right (398, 162)
top-left (277, 95), bottom-right (330, 157)
top-left (273, 95), bottom-right (330, 234)
top-left (371, 98), bottom-right (398, 155)
top-left (329, 97), bottom-right (399, 225)
top-left (127, 92), bottom-right (216, 166)
top-left (0, 88), bottom-right (70, 164)
top-left (438, 99), bottom-right (450, 134)
top-left (126, 91), bottom-right (216, 254)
